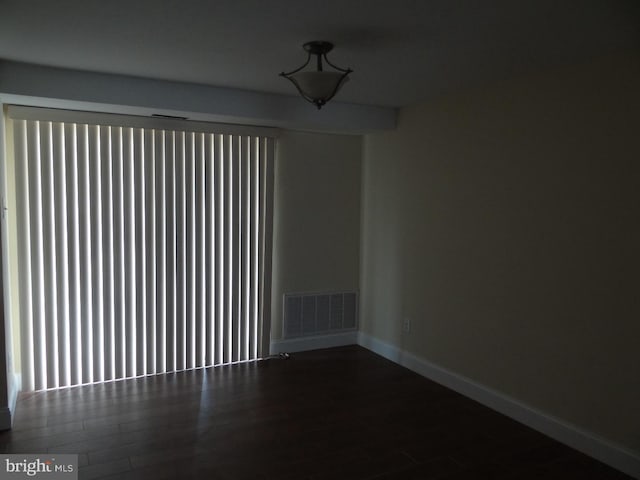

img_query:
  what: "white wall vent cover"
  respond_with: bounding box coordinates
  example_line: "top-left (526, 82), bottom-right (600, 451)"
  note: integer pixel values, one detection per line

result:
top-left (283, 291), bottom-right (358, 338)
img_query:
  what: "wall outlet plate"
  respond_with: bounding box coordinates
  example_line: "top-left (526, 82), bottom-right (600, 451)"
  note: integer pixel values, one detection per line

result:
top-left (402, 317), bottom-right (411, 333)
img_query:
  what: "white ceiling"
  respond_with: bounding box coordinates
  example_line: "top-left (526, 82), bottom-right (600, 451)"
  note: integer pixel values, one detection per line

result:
top-left (1, 0), bottom-right (638, 108)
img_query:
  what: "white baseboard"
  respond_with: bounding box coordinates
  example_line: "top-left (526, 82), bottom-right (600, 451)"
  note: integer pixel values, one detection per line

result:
top-left (270, 331), bottom-right (358, 354)
top-left (357, 332), bottom-right (640, 479)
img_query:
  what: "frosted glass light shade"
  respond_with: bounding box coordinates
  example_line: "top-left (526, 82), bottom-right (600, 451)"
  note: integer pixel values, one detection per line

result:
top-left (290, 71), bottom-right (350, 102)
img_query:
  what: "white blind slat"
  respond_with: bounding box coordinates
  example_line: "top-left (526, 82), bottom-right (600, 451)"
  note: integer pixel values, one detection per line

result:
top-left (101, 126), bottom-right (115, 382)
top-left (251, 137), bottom-right (259, 359)
top-left (224, 135), bottom-right (232, 364)
top-left (53, 122), bottom-right (70, 387)
top-left (89, 125), bottom-right (105, 383)
top-left (41, 122), bottom-right (60, 389)
top-left (195, 133), bottom-right (206, 368)
top-left (217, 135), bottom-right (226, 365)
top-left (78, 125), bottom-right (94, 384)
top-left (232, 135), bottom-right (240, 363)
top-left (123, 128), bottom-right (137, 377)
top-left (165, 131), bottom-right (176, 373)
top-left (156, 131), bottom-right (167, 375)
top-left (135, 128), bottom-right (147, 376)
top-left (205, 134), bottom-right (216, 366)
top-left (112, 127), bottom-right (126, 379)
top-left (64, 123), bottom-right (82, 386)
top-left (28, 121), bottom-right (47, 390)
top-left (144, 130), bottom-right (157, 375)
top-left (241, 136), bottom-right (250, 362)
top-left (15, 121), bottom-right (35, 391)
top-left (186, 132), bottom-right (197, 370)
top-left (259, 138), bottom-right (275, 357)
top-left (177, 132), bottom-right (187, 371)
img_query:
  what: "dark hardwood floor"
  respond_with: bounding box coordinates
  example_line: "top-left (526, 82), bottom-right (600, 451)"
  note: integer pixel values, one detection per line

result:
top-left (0, 346), bottom-right (632, 479)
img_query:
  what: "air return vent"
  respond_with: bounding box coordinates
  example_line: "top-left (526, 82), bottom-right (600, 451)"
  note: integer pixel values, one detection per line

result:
top-left (283, 291), bottom-right (358, 339)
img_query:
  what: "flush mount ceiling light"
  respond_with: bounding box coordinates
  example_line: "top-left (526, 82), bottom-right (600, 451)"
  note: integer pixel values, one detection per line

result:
top-left (280, 41), bottom-right (353, 109)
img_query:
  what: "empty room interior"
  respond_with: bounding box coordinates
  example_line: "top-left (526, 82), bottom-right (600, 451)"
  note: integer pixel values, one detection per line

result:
top-left (0, 0), bottom-right (639, 478)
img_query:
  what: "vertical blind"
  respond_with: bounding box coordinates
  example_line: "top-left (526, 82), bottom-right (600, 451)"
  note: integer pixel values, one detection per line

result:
top-left (9, 107), bottom-right (274, 391)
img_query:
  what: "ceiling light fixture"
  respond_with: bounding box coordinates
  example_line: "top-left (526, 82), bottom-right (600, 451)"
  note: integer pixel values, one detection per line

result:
top-left (280, 41), bottom-right (353, 110)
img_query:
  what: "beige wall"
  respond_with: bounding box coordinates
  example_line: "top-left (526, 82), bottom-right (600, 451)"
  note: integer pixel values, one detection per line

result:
top-left (360, 53), bottom-right (640, 454)
top-left (271, 130), bottom-right (361, 340)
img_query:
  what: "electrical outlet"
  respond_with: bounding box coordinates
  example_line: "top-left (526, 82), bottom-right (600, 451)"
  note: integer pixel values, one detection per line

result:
top-left (402, 317), bottom-right (411, 333)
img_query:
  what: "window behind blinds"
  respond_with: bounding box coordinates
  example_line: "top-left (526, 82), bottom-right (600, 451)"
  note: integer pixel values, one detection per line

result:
top-left (8, 107), bottom-right (275, 391)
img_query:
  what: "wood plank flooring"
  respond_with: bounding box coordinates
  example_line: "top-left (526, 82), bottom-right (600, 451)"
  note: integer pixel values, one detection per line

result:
top-left (0, 346), bottom-right (632, 479)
